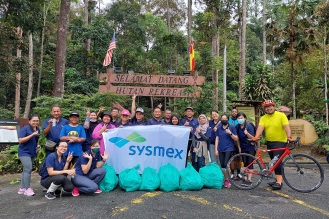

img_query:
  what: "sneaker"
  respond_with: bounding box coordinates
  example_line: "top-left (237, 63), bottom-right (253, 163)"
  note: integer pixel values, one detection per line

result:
top-left (72, 186), bottom-right (80, 197)
top-left (230, 174), bottom-right (234, 179)
top-left (237, 174), bottom-right (243, 180)
top-left (223, 180), bottom-right (231, 188)
top-left (24, 188), bottom-right (35, 196)
top-left (94, 189), bottom-right (102, 194)
top-left (267, 180), bottom-right (276, 186)
top-left (18, 188), bottom-right (26, 195)
top-left (45, 192), bottom-right (56, 200)
top-left (241, 180), bottom-right (252, 187)
top-left (271, 183), bottom-right (282, 190)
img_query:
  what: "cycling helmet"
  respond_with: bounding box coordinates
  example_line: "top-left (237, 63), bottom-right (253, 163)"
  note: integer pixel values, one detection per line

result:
top-left (262, 100), bottom-right (275, 108)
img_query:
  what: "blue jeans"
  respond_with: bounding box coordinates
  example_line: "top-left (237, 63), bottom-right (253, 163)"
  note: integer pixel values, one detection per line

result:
top-left (72, 168), bottom-right (106, 193)
top-left (19, 156), bottom-right (35, 189)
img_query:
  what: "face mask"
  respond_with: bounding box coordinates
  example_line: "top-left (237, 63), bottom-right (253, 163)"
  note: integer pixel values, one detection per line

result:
top-left (221, 120), bottom-right (228, 125)
top-left (90, 119), bottom-right (97, 122)
top-left (237, 119), bottom-right (245, 124)
top-left (91, 148), bottom-right (99, 153)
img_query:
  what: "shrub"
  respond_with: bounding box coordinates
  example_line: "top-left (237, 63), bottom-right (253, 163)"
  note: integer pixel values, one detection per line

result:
top-left (0, 145), bottom-right (22, 174)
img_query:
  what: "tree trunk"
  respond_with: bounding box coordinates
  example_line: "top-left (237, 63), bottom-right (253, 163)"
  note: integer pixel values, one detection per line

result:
top-left (262, 0), bottom-right (267, 65)
top-left (211, 5), bottom-right (219, 110)
top-left (324, 27), bottom-right (328, 125)
top-left (24, 33), bottom-right (34, 118)
top-left (291, 62), bottom-right (296, 119)
top-left (239, 0), bottom-right (247, 100)
top-left (83, 0), bottom-right (90, 76)
top-left (53, 0), bottom-right (71, 97)
top-left (37, 1), bottom-right (49, 97)
top-left (15, 27), bottom-right (23, 119)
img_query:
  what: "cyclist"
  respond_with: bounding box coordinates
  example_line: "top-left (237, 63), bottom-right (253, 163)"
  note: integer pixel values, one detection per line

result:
top-left (253, 100), bottom-right (292, 190)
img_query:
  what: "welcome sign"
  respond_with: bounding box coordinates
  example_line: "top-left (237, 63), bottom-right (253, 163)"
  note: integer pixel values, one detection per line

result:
top-left (103, 125), bottom-right (190, 174)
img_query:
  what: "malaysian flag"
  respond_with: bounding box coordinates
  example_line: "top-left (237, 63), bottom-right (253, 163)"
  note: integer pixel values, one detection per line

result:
top-left (103, 33), bottom-right (116, 67)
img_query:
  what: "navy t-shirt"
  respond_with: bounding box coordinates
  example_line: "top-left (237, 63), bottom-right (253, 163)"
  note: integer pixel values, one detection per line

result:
top-left (42, 117), bottom-right (68, 143)
top-left (236, 123), bottom-right (255, 151)
top-left (18, 125), bottom-right (40, 157)
top-left (215, 124), bottom-right (236, 152)
top-left (180, 118), bottom-right (199, 139)
top-left (209, 120), bottom-right (220, 144)
top-left (75, 150), bottom-right (102, 176)
top-left (40, 152), bottom-right (67, 184)
top-left (146, 117), bottom-right (164, 125)
top-left (194, 126), bottom-right (212, 141)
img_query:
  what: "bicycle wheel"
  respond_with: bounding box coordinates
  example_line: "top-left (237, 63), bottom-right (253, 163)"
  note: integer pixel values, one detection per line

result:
top-left (282, 154), bottom-right (324, 193)
top-left (226, 153), bottom-right (264, 190)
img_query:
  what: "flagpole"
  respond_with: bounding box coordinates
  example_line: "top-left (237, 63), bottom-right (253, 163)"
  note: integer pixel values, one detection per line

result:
top-left (113, 29), bottom-right (115, 70)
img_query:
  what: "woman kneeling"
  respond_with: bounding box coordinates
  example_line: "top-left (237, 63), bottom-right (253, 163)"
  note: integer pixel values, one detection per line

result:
top-left (71, 140), bottom-right (108, 196)
top-left (40, 141), bottom-right (75, 200)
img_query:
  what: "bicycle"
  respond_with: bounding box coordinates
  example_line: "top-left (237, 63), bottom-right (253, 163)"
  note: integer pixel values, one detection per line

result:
top-left (226, 137), bottom-right (324, 193)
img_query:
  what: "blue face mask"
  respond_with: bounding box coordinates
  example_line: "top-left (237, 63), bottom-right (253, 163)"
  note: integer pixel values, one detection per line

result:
top-left (92, 148), bottom-right (100, 153)
top-left (237, 119), bottom-right (245, 125)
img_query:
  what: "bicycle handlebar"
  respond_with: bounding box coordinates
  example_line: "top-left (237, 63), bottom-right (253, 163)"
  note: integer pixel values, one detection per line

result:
top-left (247, 137), bottom-right (301, 150)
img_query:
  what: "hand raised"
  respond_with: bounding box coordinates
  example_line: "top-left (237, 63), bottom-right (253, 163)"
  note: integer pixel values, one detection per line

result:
top-left (83, 152), bottom-right (92, 160)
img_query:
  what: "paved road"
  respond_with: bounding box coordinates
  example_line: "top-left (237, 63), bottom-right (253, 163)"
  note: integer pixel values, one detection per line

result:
top-left (0, 166), bottom-right (329, 219)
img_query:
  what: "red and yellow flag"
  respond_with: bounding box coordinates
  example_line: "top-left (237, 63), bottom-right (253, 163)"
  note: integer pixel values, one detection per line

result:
top-left (189, 40), bottom-right (195, 71)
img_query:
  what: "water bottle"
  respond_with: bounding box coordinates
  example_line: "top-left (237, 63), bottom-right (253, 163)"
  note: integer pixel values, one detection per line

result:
top-left (268, 155), bottom-right (279, 168)
top-left (52, 118), bottom-right (56, 127)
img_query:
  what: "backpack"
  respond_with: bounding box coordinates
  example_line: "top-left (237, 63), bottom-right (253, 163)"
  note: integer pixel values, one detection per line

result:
top-left (38, 153), bottom-right (56, 176)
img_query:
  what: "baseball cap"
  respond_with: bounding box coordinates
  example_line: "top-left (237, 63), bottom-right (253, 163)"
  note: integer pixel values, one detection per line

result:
top-left (136, 107), bottom-right (144, 113)
top-left (185, 106), bottom-right (194, 111)
top-left (69, 112), bottom-right (80, 117)
top-left (121, 109), bottom-right (130, 116)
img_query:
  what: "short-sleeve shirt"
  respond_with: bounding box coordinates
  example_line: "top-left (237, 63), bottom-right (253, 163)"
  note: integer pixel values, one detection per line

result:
top-left (146, 118), bottom-right (164, 125)
top-left (110, 118), bottom-right (120, 127)
top-left (18, 125), bottom-right (40, 157)
top-left (130, 115), bottom-right (145, 126)
top-left (209, 120), bottom-right (220, 144)
top-left (40, 152), bottom-right (67, 183)
top-left (259, 111), bottom-right (289, 142)
top-left (59, 124), bottom-right (86, 156)
top-left (215, 124), bottom-right (236, 152)
top-left (42, 117), bottom-right (68, 143)
top-left (236, 123), bottom-right (255, 151)
top-left (75, 150), bottom-right (102, 176)
top-left (180, 118), bottom-right (199, 139)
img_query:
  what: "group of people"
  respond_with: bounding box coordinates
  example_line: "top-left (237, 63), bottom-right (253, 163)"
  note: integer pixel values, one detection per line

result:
top-left (17, 96), bottom-right (291, 199)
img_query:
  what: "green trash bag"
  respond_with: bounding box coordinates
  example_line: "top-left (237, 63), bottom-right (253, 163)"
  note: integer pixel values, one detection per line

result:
top-left (179, 163), bottom-right (203, 191)
top-left (199, 162), bottom-right (224, 189)
top-left (119, 164), bottom-right (142, 192)
top-left (139, 167), bottom-right (160, 191)
top-left (99, 163), bottom-right (118, 192)
top-left (159, 163), bottom-right (180, 192)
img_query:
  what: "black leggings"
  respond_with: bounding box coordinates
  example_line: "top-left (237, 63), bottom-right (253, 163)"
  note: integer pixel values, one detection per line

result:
top-left (241, 149), bottom-right (256, 169)
top-left (267, 141), bottom-right (286, 175)
top-left (41, 175), bottom-right (74, 192)
top-left (219, 151), bottom-right (232, 169)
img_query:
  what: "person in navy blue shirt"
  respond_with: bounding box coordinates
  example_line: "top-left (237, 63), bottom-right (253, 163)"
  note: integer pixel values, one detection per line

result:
top-left (235, 112), bottom-right (256, 187)
top-left (116, 109), bottom-right (132, 127)
top-left (130, 94), bottom-right (145, 126)
top-left (42, 105), bottom-right (68, 157)
top-left (60, 112), bottom-right (86, 166)
top-left (41, 141), bottom-right (75, 200)
top-left (146, 107), bottom-right (164, 125)
top-left (162, 109), bottom-right (172, 124)
top-left (191, 114), bottom-right (212, 171)
top-left (17, 114), bottom-right (41, 196)
top-left (215, 114), bottom-right (238, 188)
top-left (180, 107), bottom-right (199, 164)
top-left (71, 140), bottom-right (108, 196)
top-left (170, 114), bottom-right (180, 125)
top-left (209, 110), bottom-right (220, 163)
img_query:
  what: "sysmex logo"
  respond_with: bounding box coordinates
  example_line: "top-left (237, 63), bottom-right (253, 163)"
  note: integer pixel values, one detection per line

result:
top-left (109, 132), bottom-right (184, 159)
top-left (109, 132), bottom-right (146, 148)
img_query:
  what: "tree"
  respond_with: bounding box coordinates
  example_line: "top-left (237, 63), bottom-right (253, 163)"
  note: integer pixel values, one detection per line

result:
top-left (267, 0), bottom-right (320, 119)
top-left (53, 0), bottom-right (71, 97)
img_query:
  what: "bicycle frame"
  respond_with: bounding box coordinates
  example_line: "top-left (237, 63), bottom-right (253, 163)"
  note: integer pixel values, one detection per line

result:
top-left (244, 146), bottom-right (293, 175)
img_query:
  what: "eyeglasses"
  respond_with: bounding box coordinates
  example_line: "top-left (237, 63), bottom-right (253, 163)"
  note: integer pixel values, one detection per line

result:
top-left (58, 145), bottom-right (68, 148)
top-left (31, 120), bottom-right (39, 122)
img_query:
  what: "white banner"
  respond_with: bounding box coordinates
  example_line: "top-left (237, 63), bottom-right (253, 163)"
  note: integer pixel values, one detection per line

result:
top-left (103, 125), bottom-right (190, 174)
